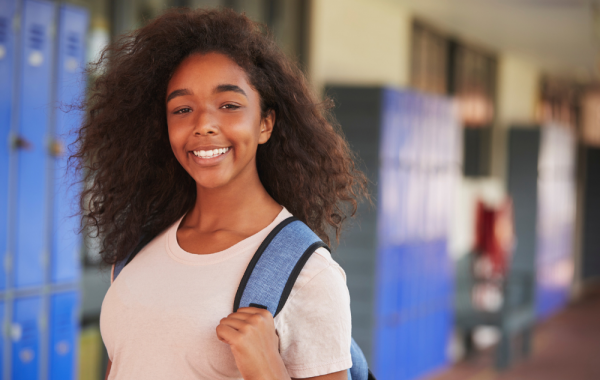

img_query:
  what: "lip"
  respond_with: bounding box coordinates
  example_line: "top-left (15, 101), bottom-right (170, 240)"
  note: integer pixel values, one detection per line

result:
top-left (189, 145), bottom-right (230, 152)
top-left (188, 146), bottom-right (231, 167)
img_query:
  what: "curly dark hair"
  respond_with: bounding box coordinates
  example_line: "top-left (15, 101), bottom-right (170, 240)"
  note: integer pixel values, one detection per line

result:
top-left (72, 7), bottom-right (368, 266)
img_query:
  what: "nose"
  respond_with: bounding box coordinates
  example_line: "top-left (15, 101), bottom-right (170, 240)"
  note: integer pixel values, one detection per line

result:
top-left (193, 109), bottom-right (219, 136)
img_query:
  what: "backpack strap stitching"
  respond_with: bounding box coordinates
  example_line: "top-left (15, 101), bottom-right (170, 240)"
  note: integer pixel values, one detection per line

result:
top-left (275, 241), bottom-right (328, 316)
top-left (232, 216), bottom-right (298, 312)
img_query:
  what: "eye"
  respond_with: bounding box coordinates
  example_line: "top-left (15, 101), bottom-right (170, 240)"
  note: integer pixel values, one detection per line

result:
top-left (174, 107), bottom-right (191, 114)
top-left (221, 104), bottom-right (240, 110)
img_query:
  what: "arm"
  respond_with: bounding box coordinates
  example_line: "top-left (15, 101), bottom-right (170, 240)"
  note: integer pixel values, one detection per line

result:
top-left (104, 359), bottom-right (112, 380)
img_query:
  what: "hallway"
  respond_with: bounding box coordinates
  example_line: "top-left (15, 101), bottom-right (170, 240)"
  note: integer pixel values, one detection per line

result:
top-left (429, 287), bottom-right (600, 380)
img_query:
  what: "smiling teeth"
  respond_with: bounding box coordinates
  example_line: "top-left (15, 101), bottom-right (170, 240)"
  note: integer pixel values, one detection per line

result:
top-left (193, 147), bottom-right (230, 158)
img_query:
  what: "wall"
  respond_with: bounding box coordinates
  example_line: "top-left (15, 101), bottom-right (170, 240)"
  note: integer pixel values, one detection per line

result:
top-left (490, 54), bottom-right (540, 184)
top-left (497, 55), bottom-right (539, 125)
top-left (309, 0), bottom-right (411, 91)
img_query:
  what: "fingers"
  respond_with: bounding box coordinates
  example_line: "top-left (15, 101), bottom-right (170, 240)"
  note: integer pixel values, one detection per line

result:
top-left (219, 312), bottom-right (268, 332)
top-left (220, 316), bottom-right (248, 331)
top-left (215, 323), bottom-right (241, 344)
top-left (216, 307), bottom-right (275, 346)
top-left (236, 307), bottom-right (272, 316)
top-left (231, 307), bottom-right (273, 320)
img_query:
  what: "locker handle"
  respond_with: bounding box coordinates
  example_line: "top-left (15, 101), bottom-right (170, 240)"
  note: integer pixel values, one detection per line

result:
top-left (11, 135), bottom-right (32, 150)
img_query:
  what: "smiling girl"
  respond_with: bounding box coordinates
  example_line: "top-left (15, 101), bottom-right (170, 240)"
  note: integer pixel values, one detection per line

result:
top-left (73, 8), bottom-right (367, 380)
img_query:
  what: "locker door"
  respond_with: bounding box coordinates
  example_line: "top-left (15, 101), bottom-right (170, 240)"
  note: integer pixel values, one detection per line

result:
top-left (49, 291), bottom-right (79, 380)
top-left (0, 0), bottom-right (17, 291)
top-left (12, 296), bottom-right (42, 380)
top-left (15, 0), bottom-right (55, 288)
top-left (0, 300), bottom-right (5, 376)
top-left (52, 4), bottom-right (88, 284)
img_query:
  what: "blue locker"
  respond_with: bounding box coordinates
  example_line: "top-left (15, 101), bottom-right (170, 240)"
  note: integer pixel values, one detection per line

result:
top-left (380, 89), bottom-right (398, 162)
top-left (534, 125), bottom-right (575, 319)
top-left (373, 89), bottom-right (458, 379)
top-left (49, 291), bottom-right (79, 380)
top-left (52, 4), bottom-right (88, 284)
top-left (0, 0), bottom-right (17, 291)
top-left (0, 300), bottom-right (5, 376)
top-left (15, 0), bottom-right (55, 288)
top-left (12, 296), bottom-right (42, 380)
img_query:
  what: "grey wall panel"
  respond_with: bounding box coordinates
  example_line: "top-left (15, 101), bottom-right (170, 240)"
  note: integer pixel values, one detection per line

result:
top-left (507, 129), bottom-right (540, 273)
top-left (506, 128), bottom-right (540, 310)
top-left (326, 86), bottom-right (381, 362)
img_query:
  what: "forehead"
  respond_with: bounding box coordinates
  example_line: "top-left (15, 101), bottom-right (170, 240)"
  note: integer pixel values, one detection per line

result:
top-left (167, 52), bottom-right (251, 91)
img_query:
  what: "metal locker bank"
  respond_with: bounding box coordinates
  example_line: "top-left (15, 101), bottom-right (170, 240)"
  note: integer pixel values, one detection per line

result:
top-left (2, 1), bottom-right (88, 378)
top-left (327, 86), bottom-right (462, 380)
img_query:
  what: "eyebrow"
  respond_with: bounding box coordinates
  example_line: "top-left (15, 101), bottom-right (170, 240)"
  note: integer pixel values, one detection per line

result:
top-left (214, 84), bottom-right (247, 98)
top-left (166, 89), bottom-right (192, 103)
top-left (166, 84), bottom-right (248, 103)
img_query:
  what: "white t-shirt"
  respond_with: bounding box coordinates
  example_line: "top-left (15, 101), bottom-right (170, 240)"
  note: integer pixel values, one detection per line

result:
top-left (100, 207), bottom-right (352, 379)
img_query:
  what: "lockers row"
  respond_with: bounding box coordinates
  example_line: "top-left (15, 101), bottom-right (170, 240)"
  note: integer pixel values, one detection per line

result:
top-left (536, 124), bottom-right (576, 318)
top-left (378, 168), bottom-right (458, 244)
top-left (373, 89), bottom-right (460, 380)
top-left (0, 291), bottom-right (79, 380)
top-left (374, 242), bottom-right (453, 379)
top-left (380, 89), bottom-right (462, 168)
top-left (1, 0), bottom-right (88, 289)
top-left (326, 86), bottom-right (459, 379)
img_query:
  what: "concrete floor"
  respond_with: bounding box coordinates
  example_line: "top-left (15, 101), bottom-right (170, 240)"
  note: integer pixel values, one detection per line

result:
top-left (428, 287), bottom-right (600, 380)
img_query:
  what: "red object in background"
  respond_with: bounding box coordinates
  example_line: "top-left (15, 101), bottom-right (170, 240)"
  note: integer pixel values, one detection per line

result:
top-left (474, 199), bottom-right (514, 276)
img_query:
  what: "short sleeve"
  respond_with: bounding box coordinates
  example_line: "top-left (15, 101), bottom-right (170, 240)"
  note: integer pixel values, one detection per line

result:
top-left (274, 248), bottom-right (352, 379)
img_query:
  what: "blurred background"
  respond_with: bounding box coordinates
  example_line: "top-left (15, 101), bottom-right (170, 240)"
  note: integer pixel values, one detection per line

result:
top-left (1, 0), bottom-right (599, 379)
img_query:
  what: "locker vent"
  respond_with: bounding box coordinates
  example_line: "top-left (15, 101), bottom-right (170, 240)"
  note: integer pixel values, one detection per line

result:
top-left (21, 320), bottom-right (37, 343)
top-left (56, 307), bottom-right (71, 334)
top-left (28, 23), bottom-right (44, 50)
top-left (66, 32), bottom-right (79, 57)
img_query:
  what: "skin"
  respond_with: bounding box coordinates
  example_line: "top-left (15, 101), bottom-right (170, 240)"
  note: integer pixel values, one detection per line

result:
top-left (105, 52), bottom-right (347, 380)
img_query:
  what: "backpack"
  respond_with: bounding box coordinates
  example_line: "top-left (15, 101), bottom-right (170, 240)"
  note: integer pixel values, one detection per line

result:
top-left (113, 216), bottom-right (376, 380)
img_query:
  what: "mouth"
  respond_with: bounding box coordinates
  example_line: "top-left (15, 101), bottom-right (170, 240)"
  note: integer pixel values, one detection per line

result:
top-left (191, 147), bottom-right (231, 159)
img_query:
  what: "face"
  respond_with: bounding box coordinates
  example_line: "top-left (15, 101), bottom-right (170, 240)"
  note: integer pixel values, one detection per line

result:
top-left (166, 52), bottom-right (274, 190)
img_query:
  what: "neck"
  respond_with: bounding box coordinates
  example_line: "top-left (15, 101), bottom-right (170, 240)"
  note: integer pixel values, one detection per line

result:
top-left (184, 165), bottom-right (280, 233)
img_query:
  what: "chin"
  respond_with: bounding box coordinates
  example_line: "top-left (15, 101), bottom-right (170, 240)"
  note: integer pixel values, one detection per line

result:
top-left (192, 175), bottom-right (231, 190)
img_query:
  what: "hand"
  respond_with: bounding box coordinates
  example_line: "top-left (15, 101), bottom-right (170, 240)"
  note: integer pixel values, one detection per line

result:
top-left (216, 307), bottom-right (291, 380)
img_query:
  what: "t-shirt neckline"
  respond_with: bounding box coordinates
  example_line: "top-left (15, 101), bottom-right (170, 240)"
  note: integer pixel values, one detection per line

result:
top-left (166, 206), bottom-right (289, 265)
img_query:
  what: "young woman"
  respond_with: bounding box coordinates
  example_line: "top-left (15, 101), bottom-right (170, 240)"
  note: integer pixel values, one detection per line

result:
top-left (73, 8), bottom-right (367, 380)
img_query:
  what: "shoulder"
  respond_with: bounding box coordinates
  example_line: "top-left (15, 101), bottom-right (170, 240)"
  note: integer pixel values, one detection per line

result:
top-left (274, 247), bottom-right (353, 377)
top-left (274, 245), bottom-right (351, 331)
top-left (285, 247), bottom-right (348, 301)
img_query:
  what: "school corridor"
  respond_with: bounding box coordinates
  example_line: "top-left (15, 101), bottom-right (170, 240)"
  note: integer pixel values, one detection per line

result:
top-left (429, 287), bottom-right (600, 380)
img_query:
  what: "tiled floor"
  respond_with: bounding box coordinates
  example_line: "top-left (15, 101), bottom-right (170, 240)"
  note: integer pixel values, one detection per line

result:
top-left (428, 288), bottom-right (600, 380)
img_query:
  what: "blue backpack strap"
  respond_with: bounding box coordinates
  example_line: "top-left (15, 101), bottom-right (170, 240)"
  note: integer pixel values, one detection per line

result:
top-left (233, 216), bottom-right (328, 317)
top-left (112, 233), bottom-right (157, 282)
top-left (233, 216), bottom-right (375, 380)
top-left (349, 339), bottom-right (374, 380)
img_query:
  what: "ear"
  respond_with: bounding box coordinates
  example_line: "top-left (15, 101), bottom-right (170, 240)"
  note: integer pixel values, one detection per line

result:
top-left (258, 110), bottom-right (275, 144)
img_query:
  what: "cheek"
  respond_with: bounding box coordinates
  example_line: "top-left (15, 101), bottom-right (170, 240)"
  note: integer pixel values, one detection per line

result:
top-left (227, 116), bottom-right (262, 145)
top-left (167, 125), bottom-right (187, 158)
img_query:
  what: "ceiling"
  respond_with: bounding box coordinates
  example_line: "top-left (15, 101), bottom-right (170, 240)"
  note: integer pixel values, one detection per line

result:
top-left (390, 0), bottom-right (598, 81)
